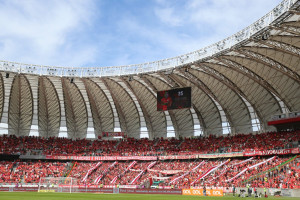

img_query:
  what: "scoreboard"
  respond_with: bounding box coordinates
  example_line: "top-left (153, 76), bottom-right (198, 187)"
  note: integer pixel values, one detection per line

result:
top-left (157, 87), bottom-right (191, 111)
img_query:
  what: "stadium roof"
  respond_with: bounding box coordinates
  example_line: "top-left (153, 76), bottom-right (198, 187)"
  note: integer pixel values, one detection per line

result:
top-left (0, 0), bottom-right (299, 139)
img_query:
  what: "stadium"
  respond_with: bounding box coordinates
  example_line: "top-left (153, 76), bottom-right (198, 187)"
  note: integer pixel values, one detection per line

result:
top-left (0, 0), bottom-right (300, 199)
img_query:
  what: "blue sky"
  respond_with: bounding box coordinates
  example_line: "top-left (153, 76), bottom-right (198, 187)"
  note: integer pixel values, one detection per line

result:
top-left (0, 0), bottom-right (282, 68)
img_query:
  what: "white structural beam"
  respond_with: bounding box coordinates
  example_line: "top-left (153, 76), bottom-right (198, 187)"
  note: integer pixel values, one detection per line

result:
top-left (0, 72), bottom-right (15, 125)
top-left (47, 76), bottom-right (67, 136)
top-left (73, 78), bottom-right (95, 137)
top-left (119, 78), bottom-right (147, 138)
top-left (26, 75), bottom-right (39, 135)
top-left (92, 79), bottom-right (121, 131)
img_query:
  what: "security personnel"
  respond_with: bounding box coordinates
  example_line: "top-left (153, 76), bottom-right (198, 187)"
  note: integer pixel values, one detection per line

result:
top-left (264, 188), bottom-right (267, 197)
top-left (233, 185), bottom-right (236, 197)
top-left (203, 185), bottom-right (207, 196)
top-left (247, 185), bottom-right (251, 197)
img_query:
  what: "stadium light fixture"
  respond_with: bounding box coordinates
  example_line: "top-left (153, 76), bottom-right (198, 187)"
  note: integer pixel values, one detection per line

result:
top-left (262, 33), bottom-right (270, 40)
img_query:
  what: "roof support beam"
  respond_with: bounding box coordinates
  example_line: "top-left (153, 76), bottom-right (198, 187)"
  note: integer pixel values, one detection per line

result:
top-left (178, 68), bottom-right (234, 134)
top-left (102, 78), bottom-right (128, 133)
top-left (271, 25), bottom-right (300, 35)
top-left (198, 63), bottom-right (264, 127)
top-left (61, 78), bottom-right (80, 138)
top-left (217, 57), bottom-right (292, 112)
top-left (254, 39), bottom-right (300, 57)
top-left (236, 49), bottom-right (300, 83)
top-left (37, 77), bottom-right (60, 138)
top-left (39, 77), bottom-right (50, 137)
top-left (134, 76), bottom-right (167, 138)
top-left (288, 10), bottom-right (300, 15)
top-left (121, 77), bottom-right (154, 139)
top-left (158, 72), bottom-right (180, 88)
top-left (82, 79), bottom-right (104, 135)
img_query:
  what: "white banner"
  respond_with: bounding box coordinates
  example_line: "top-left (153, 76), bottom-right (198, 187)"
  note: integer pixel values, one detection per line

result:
top-left (191, 159), bottom-right (230, 185)
top-left (170, 161), bottom-right (205, 184)
top-left (230, 157), bottom-right (254, 166)
top-left (82, 162), bottom-right (102, 182)
top-left (226, 156), bottom-right (276, 182)
top-left (130, 170), bottom-right (145, 185)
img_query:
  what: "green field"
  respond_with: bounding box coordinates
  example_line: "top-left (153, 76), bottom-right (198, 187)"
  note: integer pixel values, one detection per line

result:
top-left (0, 192), bottom-right (298, 200)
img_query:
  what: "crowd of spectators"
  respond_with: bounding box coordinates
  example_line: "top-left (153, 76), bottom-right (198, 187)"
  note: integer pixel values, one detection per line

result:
top-left (179, 131), bottom-right (299, 154)
top-left (0, 161), bottom-right (14, 183)
top-left (0, 161), bottom-right (66, 183)
top-left (68, 162), bottom-right (96, 183)
top-left (0, 156), bottom-right (299, 189)
top-left (243, 157), bottom-right (300, 189)
top-left (0, 130), bottom-right (299, 189)
top-left (0, 130), bottom-right (299, 157)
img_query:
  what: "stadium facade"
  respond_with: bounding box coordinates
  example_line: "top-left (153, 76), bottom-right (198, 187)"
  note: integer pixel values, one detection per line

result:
top-left (0, 0), bottom-right (299, 139)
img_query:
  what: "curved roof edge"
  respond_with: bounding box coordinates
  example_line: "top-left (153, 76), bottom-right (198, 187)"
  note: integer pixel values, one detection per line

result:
top-left (0, 0), bottom-right (298, 77)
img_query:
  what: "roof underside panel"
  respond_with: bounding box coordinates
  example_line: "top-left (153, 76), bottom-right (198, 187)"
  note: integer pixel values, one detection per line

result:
top-left (172, 73), bottom-right (223, 135)
top-left (207, 62), bottom-right (281, 130)
top-left (169, 108), bottom-right (194, 138)
top-left (62, 78), bottom-right (88, 139)
top-left (128, 78), bottom-right (167, 138)
top-left (38, 77), bottom-right (60, 137)
top-left (8, 75), bottom-right (33, 136)
top-left (104, 78), bottom-right (140, 138)
top-left (188, 68), bottom-right (252, 134)
top-left (0, 74), bottom-right (4, 122)
top-left (83, 78), bottom-right (114, 136)
top-left (225, 55), bottom-right (300, 111)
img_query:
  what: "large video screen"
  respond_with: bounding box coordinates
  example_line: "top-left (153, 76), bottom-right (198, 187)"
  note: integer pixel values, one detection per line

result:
top-left (157, 87), bottom-right (191, 111)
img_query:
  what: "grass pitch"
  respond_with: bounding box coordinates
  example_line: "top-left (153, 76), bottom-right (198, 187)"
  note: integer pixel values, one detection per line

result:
top-left (0, 192), bottom-right (298, 200)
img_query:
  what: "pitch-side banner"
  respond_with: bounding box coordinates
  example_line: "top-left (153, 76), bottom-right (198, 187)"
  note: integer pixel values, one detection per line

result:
top-left (116, 156), bottom-right (157, 161)
top-left (45, 155), bottom-right (157, 161)
top-left (197, 152), bottom-right (243, 158)
top-left (182, 189), bottom-right (223, 196)
top-left (120, 188), bottom-right (182, 195)
top-left (159, 155), bottom-right (198, 160)
top-left (158, 152), bottom-right (243, 160)
top-left (22, 148), bottom-right (299, 161)
top-left (243, 148), bottom-right (300, 156)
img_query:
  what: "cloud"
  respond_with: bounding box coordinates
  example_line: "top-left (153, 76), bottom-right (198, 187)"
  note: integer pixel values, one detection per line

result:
top-left (154, 7), bottom-right (183, 27)
top-left (186, 0), bottom-right (280, 36)
top-left (0, 0), bottom-right (98, 66)
top-left (95, 0), bottom-right (282, 66)
top-left (0, 0), bottom-right (283, 68)
top-left (149, 0), bottom-right (282, 57)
